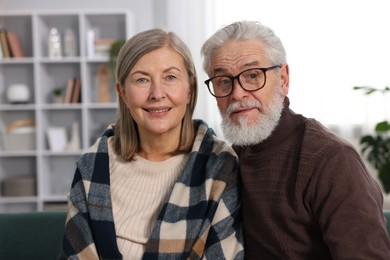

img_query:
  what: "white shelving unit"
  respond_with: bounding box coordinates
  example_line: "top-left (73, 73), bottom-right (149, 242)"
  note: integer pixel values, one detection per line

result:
top-left (0, 10), bottom-right (135, 212)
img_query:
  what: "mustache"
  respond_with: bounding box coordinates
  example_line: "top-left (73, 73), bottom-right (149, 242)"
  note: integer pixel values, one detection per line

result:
top-left (225, 100), bottom-right (262, 116)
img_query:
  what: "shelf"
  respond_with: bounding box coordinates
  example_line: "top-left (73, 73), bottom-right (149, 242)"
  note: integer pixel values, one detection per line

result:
top-left (0, 196), bottom-right (38, 204)
top-left (0, 58), bottom-right (34, 64)
top-left (0, 10), bottom-right (134, 212)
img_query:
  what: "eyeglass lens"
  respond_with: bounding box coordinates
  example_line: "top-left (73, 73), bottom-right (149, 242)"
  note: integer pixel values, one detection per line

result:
top-left (209, 68), bottom-right (266, 97)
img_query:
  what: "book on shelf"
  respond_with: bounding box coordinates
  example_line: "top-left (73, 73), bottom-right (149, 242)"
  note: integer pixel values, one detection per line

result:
top-left (7, 31), bottom-right (24, 58)
top-left (0, 39), bottom-right (3, 58)
top-left (64, 78), bottom-right (74, 103)
top-left (0, 29), bottom-right (11, 58)
top-left (64, 77), bottom-right (81, 104)
top-left (71, 77), bottom-right (81, 103)
top-left (0, 30), bottom-right (25, 58)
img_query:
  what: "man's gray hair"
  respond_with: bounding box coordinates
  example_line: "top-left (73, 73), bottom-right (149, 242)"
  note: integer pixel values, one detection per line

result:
top-left (201, 21), bottom-right (287, 75)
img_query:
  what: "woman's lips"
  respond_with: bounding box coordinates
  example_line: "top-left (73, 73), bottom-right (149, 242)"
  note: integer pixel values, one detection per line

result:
top-left (144, 107), bottom-right (172, 114)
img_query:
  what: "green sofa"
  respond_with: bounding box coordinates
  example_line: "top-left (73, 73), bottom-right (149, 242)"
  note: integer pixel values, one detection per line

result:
top-left (0, 211), bottom-right (67, 260)
top-left (384, 210), bottom-right (390, 236)
top-left (0, 210), bottom-right (389, 259)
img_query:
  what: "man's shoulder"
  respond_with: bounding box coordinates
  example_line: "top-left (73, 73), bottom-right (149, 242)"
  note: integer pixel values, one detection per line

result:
top-left (302, 118), bottom-right (356, 155)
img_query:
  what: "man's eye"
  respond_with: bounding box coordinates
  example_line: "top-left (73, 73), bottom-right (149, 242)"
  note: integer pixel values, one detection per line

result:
top-left (219, 77), bottom-right (231, 86)
top-left (248, 73), bottom-right (258, 79)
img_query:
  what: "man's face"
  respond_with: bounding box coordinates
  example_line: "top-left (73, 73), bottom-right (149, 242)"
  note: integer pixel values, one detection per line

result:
top-left (209, 39), bottom-right (290, 145)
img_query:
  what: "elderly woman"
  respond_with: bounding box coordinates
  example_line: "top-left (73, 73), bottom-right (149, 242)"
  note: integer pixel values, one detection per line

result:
top-left (59, 28), bottom-right (244, 259)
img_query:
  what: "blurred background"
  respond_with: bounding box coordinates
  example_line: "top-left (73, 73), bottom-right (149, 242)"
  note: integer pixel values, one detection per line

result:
top-left (3, 0), bottom-right (390, 141)
top-left (1, 0), bottom-right (390, 212)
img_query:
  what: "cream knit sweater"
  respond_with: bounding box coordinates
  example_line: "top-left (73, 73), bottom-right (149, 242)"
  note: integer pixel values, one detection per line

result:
top-left (108, 139), bottom-right (188, 259)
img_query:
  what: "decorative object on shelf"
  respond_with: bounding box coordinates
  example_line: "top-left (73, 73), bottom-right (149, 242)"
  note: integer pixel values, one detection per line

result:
top-left (63, 28), bottom-right (77, 57)
top-left (47, 127), bottom-right (68, 151)
top-left (353, 85), bottom-right (390, 193)
top-left (97, 64), bottom-right (112, 103)
top-left (66, 121), bottom-right (81, 151)
top-left (52, 87), bottom-right (64, 103)
top-left (6, 83), bottom-right (30, 104)
top-left (2, 176), bottom-right (36, 197)
top-left (2, 119), bottom-right (36, 151)
top-left (86, 28), bottom-right (95, 58)
top-left (94, 38), bottom-right (116, 58)
top-left (48, 27), bottom-right (62, 59)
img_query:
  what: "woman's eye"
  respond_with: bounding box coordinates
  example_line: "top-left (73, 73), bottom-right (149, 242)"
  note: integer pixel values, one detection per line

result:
top-left (136, 78), bottom-right (148, 84)
top-left (166, 75), bottom-right (176, 81)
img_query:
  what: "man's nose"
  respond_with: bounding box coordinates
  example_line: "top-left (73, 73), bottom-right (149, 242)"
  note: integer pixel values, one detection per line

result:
top-left (230, 78), bottom-right (248, 100)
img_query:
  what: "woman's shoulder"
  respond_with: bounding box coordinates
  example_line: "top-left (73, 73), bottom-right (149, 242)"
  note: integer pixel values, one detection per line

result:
top-left (193, 119), bottom-right (237, 158)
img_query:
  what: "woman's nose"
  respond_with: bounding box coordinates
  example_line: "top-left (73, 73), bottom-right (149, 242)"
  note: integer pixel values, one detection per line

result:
top-left (149, 80), bottom-right (166, 100)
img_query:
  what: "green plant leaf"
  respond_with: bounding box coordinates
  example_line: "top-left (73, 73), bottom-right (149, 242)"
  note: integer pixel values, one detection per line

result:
top-left (379, 163), bottom-right (390, 193)
top-left (375, 121), bottom-right (390, 133)
top-left (108, 40), bottom-right (126, 81)
top-left (354, 84), bottom-right (390, 193)
top-left (353, 85), bottom-right (390, 95)
top-left (109, 40), bottom-right (126, 65)
top-left (360, 134), bottom-right (390, 170)
top-left (53, 88), bottom-right (63, 96)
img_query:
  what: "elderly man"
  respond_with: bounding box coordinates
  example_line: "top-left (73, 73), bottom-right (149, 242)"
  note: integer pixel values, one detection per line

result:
top-left (201, 20), bottom-right (390, 259)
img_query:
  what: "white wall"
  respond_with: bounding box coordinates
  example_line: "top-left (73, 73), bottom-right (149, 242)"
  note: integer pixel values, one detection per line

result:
top-left (212, 0), bottom-right (390, 143)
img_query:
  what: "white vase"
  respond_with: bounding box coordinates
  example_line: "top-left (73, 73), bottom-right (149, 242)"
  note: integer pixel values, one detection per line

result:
top-left (7, 84), bottom-right (30, 104)
top-left (48, 27), bottom-right (62, 59)
top-left (63, 28), bottom-right (77, 57)
top-left (52, 95), bottom-right (64, 104)
top-left (66, 121), bottom-right (81, 151)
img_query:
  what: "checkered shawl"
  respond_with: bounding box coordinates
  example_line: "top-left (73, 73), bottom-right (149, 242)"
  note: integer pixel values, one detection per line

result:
top-left (59, 119), bottom-right (244, 259)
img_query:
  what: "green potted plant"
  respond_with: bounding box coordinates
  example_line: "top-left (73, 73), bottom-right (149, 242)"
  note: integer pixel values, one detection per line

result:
top-left (353, 86), bottom-right (390, 193)
top-left (109, 40), bottom-right (126, 78)
top-left (52, 87), bottom-right (64, 103)
top-left (95, 40), bottom-right (125, 103)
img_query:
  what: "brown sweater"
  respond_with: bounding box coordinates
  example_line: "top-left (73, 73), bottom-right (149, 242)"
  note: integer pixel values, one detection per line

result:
top-left (234, 98), bottom-right (390, 259)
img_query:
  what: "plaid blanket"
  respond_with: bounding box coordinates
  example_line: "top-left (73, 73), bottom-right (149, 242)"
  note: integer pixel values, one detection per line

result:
top-left (59, 119), bottom-right (244, 259)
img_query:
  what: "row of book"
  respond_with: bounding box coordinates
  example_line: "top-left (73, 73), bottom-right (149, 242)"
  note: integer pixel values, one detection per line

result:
top-left (0, 29), bottom-right (24, 58)
top-left (64, 77), bottom-right (81, 103)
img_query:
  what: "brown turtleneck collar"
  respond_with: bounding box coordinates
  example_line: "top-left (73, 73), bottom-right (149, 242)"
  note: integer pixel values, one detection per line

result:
top-left (233, 97), bottom-right (306, 155)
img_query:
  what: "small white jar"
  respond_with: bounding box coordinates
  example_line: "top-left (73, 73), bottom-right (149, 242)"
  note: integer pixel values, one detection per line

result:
top-left (6, 84), bottom-right (30, 104)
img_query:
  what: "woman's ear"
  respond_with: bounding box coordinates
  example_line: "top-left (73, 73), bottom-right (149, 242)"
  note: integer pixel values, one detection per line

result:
top-left (116, 82), bottom-right (127, 103)
top-left (187, 86), bottom-right (193, 104)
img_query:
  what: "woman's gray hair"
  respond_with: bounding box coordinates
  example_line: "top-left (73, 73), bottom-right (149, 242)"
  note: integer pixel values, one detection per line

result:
top-left (114, 28), bottom-right (198, 161)
top-left (201, 21), bottom-right (287, 75)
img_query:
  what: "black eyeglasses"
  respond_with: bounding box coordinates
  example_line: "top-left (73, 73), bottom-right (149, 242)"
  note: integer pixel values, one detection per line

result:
top-left (204, 65), bottom-right (282, 98)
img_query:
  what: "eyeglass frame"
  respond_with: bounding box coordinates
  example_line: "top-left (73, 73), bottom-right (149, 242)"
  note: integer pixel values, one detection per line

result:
top-left (204, 65), bottom-right (282, 98)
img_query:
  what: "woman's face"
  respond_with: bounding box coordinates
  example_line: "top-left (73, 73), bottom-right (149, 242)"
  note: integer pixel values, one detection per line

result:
top-left (119, 46), bottom-right (191, 139)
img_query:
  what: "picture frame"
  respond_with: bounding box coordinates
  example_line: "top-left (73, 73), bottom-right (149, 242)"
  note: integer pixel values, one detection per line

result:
top-left (47, 127), bottom-right (68, 151)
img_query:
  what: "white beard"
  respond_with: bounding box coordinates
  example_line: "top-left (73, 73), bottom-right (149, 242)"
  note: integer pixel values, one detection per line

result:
top-left (219, 91), bottom-right (284, 146)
